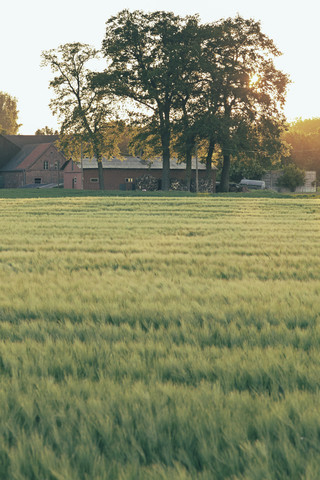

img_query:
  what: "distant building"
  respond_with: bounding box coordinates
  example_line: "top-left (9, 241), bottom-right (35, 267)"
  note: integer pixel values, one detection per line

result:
top-left (0, 135), bottom-right (216, 191)
top-left (262, 170), bottom-right (316, 193)
top-left (0, 135), bottom-right (65, 188)
top-left (62, 156), bottom-right (216, 191)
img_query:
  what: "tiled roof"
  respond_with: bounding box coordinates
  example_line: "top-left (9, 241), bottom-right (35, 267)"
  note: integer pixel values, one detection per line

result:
top-left (1, 143), bottom-right (51, 171)
top-left (19, 144), bottom-right (51, 169)
top-left (4, 135), bottom-right (59, 147)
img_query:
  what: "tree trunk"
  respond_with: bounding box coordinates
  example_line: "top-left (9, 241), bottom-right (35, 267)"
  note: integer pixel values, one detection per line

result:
top-left (162, 149), bottom-right (170, 191)
top-left (205, 138), bottom-right (215, 179)
top-left (161, 124), bottom-right (171, 191)
top-left (93, 140), bottom-right (105, 190)
top-left (159, 103), bottom-right (172, 191)
top-left (220, 153), bottom-right (230, 192)
top-left (185, 148), bottom-right (192, 192)
top-left (97, 159), bottom-right (105, 190)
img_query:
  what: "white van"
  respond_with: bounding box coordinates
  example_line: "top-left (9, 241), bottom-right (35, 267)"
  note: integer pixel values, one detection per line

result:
top-left (239, 179), bottom-right (266, 190)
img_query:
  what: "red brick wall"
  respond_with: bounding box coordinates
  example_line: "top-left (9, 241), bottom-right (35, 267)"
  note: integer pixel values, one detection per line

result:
top-left (64, 171), bottom-right (83, 189)
top-left (63, 160), bottom-right (83, 189)
top-left (25, 146), bottom-right (65, 185)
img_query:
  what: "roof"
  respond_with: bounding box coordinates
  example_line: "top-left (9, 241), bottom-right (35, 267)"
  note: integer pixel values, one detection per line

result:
top-left (4, 135), bottom-right (59, 147)
top-left (0, 143), bottom-right (51, 171)
top-left (81, 156), bottom-right (212, 170)
top-left (0, 135), bottom-right (21, 168)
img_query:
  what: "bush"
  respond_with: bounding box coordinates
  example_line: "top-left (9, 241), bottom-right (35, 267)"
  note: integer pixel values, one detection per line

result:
top-left (276, 164), bottom-right (305, 192)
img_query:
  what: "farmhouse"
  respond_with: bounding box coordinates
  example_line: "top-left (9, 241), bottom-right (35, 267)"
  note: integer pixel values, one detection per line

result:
top-left (0, 135), bottom-right (65, 188)
top-left (0, 134), bottom-right (216, 191)
top-left (63, 156), bottom-right (217, 191)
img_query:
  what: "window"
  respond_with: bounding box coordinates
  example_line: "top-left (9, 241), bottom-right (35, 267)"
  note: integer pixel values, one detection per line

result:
top-left (90, 178), bottom-right (99, 183)
top-left (125, 178), bottom-right (134, 183)
top-left (34, 178), bottom-right (41, 184)
top-left (73, 177), bottom-right (77, 184)
top-left (54, 161), bottom-right (58, 170)
top-left (44, 161), bottom-right (49, 170)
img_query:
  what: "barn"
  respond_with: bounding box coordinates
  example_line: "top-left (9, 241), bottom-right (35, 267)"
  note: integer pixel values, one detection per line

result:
top-left (63, 156), bottom-right (216, 191)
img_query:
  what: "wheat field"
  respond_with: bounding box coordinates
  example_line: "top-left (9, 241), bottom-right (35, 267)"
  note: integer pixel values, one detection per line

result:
top-left (1, 191), bottom-right (320, 479)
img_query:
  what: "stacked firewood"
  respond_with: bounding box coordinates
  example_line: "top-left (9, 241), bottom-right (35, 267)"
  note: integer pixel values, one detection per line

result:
top-left (193, 179), bottom-right (214, 193)
top-left (170, 178), bottom-right (215, 192)
top-left (135, 174), bottom-right (215, 192)
top-left (170, 179), bottom-right (188, 191)
top-left (135, 174), bottom-right (159, 191)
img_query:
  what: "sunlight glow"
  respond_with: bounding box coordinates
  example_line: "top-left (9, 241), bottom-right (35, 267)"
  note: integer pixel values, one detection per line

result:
top-left (249, 73), bottom-right (260, 87)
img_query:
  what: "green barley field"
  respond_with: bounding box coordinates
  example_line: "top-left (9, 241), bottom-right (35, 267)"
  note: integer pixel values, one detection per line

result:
top-left (1, 190), bottom-right (320, 479)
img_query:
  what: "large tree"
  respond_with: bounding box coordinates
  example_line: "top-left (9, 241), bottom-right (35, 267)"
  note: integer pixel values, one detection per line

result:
top-left (41, 43), bottom-right (121, 190)
top-left (0, 91), bottom-right (21, 134)
top-left (198, 17), bottom-right (289, 191)
top-left (98, 10), bottom-right (202, 190)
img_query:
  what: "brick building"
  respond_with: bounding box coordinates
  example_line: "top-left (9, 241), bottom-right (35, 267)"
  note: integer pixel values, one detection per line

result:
top-left (0, 135), bottom-right (65, 188)
top-left (63, 156), bottom-right (216, 191)
top-left (0, 135), bottom-right (217, 191)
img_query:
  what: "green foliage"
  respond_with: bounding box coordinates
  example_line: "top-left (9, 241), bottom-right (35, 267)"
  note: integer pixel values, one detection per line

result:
top-left (43, 12), bottom-right (289, 192)
top-left (224, 144), bottom-right (288, 183)
top-left (222, 156), bottom-right (268, 182)
top-left (277, 164), bottom-right (305, 191)
top-left (99, 10), bottom-right (203, 190)
top-left (0, 91), bottom-right (21, 134)
top-left (198, 17), bottom-right (289, 191)
top-left (97, 12), bottom-right (289, 192)
top-left (34, 126), bottom-right (59, 135)
top-left (0, 194), bottom-right (320, 478)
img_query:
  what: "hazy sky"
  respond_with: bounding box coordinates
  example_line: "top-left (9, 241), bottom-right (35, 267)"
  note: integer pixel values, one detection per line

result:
top-left (1, 0), bottom-right (319, 134)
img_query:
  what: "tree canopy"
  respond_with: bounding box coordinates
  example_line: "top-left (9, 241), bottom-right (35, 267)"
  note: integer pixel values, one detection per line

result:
top-left (195, 17), bottom-right (289, 190)
top-left (97, 10), bottom-right (204, 190)
top-left (43, 11), bottom-right (289, 191)
top-left (97, 11), bottom-right (288, 191)
top-left (0, 91), bottom-right (21, 135)
top-left (35, 126), bottom-right (59, 135)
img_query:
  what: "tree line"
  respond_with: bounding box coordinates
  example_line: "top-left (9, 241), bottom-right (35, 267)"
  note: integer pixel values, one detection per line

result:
top-left (40, 10), bottom-right (291, 191)
top-left (41, 10), bottom-right (289, 191)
